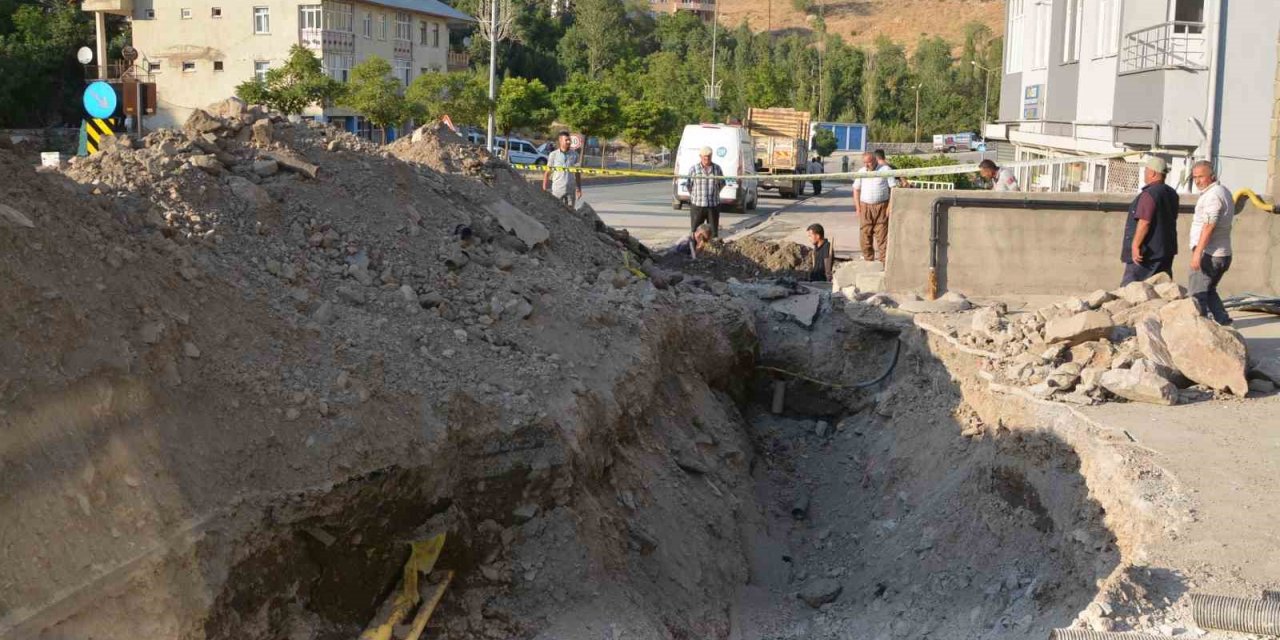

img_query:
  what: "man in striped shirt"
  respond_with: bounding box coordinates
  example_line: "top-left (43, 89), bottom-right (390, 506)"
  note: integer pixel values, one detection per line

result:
top-left (853, 151), bottom-right (893, 262)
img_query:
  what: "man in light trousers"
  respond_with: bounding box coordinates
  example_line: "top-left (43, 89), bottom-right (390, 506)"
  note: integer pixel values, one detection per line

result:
top-left (853, 151), bottom-right (893, 262)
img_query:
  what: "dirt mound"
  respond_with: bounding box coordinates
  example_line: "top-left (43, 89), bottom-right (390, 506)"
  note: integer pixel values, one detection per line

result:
top-left (661, 236), bottom-right (812, 281)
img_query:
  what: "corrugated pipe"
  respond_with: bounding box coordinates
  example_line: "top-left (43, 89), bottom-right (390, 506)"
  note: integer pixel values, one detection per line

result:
top-left (927, 197), bottom-right (1197, 300)
top-left (1049, 631), bottom-right (1165, 640)
top-left (1190, 592), bottom-right (1280, 635)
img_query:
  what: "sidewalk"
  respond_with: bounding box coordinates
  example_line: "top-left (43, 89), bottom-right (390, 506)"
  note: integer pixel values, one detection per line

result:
top-left (727, 183), bottom-right (862, 260)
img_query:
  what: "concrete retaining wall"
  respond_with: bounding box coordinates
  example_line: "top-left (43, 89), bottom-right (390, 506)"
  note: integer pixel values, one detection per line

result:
top-left (883, 189), bottom-right (1280, 297)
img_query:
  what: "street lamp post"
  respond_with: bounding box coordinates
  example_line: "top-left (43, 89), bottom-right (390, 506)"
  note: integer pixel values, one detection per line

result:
top-left (971, 60), bottom-right (996, 134)
top-left (913, 84), bottom-right (922, 145)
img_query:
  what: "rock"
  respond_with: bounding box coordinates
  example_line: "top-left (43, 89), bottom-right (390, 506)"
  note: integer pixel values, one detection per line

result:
top-left (251, 118), bottom-right (274, 146)
top-left (1085, 289), bottom-right (1114, 309)
top-left (267, 150), bottom-right (319, 179)
top-left (252, 159), bottom-right (279, 177)
top-left (728, 281), bottom-right (792, 300)
top-left (1044, 310), bottom-right (1116, 345)
top-left (485, 199), bottom-right (550, 248)
top-left (420, 291), bottom-right (445, 308)
top-left (1154, 282), bottom-right (1186, 301)
top-left (183, 109), bottom-right (224, 135)
top-left (1249, 378), bottom-right (1276, 394)
top-left (208, 96), bottom-right (248, 119)
top-left (398, 284), bottom-right (418, 304)
top-left (1101, 298), bottom-right (1133, 315)
top-left (0, 203), bottom-right (35, 228)
top-left (1146, 272), bottom-right (1173, 285)
top-left (831, 259), bottom-right (882, 294)
top-left (1101, 364), bottom-right (1178, 405)
top-left (1058, 297), bottom-right (1089, 314)
top-left (897, 297), bottom-right (971, 313)
top-left (1046, 362), bottom-right (1083, 390)
top-left (1135, 315), bottom-right (1178, 372)
top-left (1158, 299), bottom-right (1249, 397)
top-left (798, 578), bottom-right (843, 608)
top-left (312, 301), bottom-right (335, 324)
top-left (1112, 298), bottom-right (1170, 327)
top-left (1070, 341), bottom-right (1114, 370)
top-left (971, 307), bottom-right (1004, 339)
top-left (227, 176), bottom-right (272, 209)
top-left (771, 293), bottom-right (821, 327)
top-left (335, 286), bottom-right (366, 305)
top-left (1078, 367), bottom-right (1104, 393)
top-left (348, 264), bottom-right (374, 286)
top-left (815, 421), bottom-right (830, 437)
top-left (855, 271), bottom-right (886, 293)
top-left (182, 342), bottom-right (201, 359)
top-left (512, 503), bottom-right (539, 523)
top-left (188, 154), bottom-right (224, 174)
top-left (1115, 281), bottom-right (1158, 304)
top-left (138, 322), bottom-right (164, 344)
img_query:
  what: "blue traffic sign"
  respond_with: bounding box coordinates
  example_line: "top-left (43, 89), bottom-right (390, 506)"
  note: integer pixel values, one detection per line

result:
top-left (83, 81), bottom-right (117, 119)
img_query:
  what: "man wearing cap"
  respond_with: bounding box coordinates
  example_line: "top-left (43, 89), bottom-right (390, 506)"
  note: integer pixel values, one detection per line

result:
top-left (1121, 156), bottom-right (1180, 285)
top-left (683, 146), bottom-right (726, 237)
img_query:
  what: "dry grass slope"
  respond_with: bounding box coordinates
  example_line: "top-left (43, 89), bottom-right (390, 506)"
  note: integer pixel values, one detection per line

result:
top-left (718, 0), bottom-right (1006, 51)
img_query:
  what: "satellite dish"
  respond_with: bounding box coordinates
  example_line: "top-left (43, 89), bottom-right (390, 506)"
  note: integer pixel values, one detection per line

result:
top-left (121, 45), bottom-right (138, 62)
top-left (77, 46), bottom-right (93, 65)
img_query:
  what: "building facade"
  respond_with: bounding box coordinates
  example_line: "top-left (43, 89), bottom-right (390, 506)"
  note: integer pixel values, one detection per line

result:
top-left (647, 0), bottom-right (716, 23)
top-left (84, 0), bottom-right (474, 131)
top-left (986, 0), bottom-right (1280, 194)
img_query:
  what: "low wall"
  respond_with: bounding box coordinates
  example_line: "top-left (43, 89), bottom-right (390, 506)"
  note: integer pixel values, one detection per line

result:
top-left (884, 189), bottom-right (1280, 297)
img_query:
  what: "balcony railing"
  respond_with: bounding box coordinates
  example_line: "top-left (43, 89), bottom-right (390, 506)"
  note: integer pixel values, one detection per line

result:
top-left (446, 50), bottom-right (470, 72)
top-left (394, 39), bottom-right (413, 58)
top-left (300, 28), bottom-right (354, 53)
top-left (1119, 21), bottom-right (1208, 75)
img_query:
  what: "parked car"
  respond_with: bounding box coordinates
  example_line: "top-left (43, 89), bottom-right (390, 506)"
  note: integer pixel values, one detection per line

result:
top-left (496, 137), bottom-right (548, 166)
top-left (932, 132), bottom-right (982, 153)
top-left (672, 123), bottom-right (758, 212)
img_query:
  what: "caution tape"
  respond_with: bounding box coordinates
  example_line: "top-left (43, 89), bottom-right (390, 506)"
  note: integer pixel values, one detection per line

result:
top-left (512, 151), bottom-right (1144, 182)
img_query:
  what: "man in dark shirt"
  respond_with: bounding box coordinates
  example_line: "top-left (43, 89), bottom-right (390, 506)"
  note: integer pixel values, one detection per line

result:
top-left (806, 223), bottom-right (834, 282)
top-left (1121, 156), bottom-right (1180, 285)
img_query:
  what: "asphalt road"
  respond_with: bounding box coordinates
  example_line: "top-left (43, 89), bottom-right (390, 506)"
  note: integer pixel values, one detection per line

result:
top-left (583, 179), bottom-right (823, 248)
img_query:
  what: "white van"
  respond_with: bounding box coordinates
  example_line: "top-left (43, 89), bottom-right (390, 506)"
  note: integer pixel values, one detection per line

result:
top-left (672, 124), bottom-right (758, 212)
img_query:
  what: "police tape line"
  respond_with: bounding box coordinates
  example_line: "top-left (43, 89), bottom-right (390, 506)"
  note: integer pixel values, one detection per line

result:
top-left (510, 151), bottom-right (1144, 182)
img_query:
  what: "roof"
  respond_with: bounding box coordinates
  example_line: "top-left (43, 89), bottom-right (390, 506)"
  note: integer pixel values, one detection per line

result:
top-left (363, 0), bottom-right (476, 23)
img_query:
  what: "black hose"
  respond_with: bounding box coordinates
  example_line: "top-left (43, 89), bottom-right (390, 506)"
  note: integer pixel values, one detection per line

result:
top-left (755, 339), bottom-right (902, 390)
top-left (1190, 593), bottom-right (1280, 635)
top-left (1050, 631), bottom-right (1165, 640)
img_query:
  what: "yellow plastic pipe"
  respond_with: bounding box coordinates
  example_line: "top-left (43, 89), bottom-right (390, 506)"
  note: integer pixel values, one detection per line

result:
top-left (1233, 189), bottom-right (1276, 213)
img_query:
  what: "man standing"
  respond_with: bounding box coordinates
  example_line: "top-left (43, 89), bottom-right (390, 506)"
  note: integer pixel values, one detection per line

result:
top-left (978, 159), bottom-right (1020, 191)
top-left (1121, 156), bottom-right (1180, 285)
top-left (1187, 160), bottom-right (1234, 325)
top-left (806, 223), bottom-right (834, 282)
top-left (683, 146), bottom-right (725, 237)
top-left (853, 151), bottom-right (893, 262)
top-left (807, 156), bottom-right (824, 195)
top-left (542, 131), bottom-right (582, 208)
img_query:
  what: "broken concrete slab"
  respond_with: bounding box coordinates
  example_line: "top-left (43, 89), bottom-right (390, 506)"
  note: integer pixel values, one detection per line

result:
top-left (1135, 315), bottom-right (1178, 373)
top-left (831, 259), bottom-right (882, 294)
top-left (0, 203), bottom-right (35, 228)
top-left (1100, 362), bottom-right (1178, 405)
top-left (1158, 299), bottom-right (1249, 397)
top-left (485, 199), bottom-right (550, 248)
top-left (1085, 289), bottom-right (1114, 309)
top-left (898, 292), bottom-right (972, 314)
top-left (1044, 310), bottom-right (1116, 346)
top-left (1115, 281), bottom-right (1159, 304)
top-left (855, 271), bottom-right (886, 293)
top-left (1154, 282), bottom-right (1187, 301)
top-left (771, 293), bottom-right (822, 327)
top-left (266, 151), bottom-right (319, 179)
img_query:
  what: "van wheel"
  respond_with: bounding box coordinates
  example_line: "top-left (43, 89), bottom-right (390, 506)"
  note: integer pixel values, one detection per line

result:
top-left (948, 146), bottom-right (957, 153)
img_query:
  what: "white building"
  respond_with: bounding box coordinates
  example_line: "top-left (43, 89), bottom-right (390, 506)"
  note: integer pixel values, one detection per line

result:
top-left (985, 0), bottom-right (1280, 195)
top-left (82, 0), bottom-right (475, 134)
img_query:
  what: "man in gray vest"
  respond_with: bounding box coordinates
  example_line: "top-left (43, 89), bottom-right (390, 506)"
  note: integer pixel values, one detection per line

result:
top-left (1121, 156), bottom-right (1180, 285)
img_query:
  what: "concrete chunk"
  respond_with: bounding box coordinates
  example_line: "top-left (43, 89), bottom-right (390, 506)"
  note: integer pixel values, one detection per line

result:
top-left (267, 151), bottom-right (319, 179)
top-left (1157, 299), bottom-right (1249, 397)
top-left (1100, 363), bottom-right (1178, 405)
top-left (771, 293), bottom-right (821, 327)
top-left (1085, 289), bottom-right (1114, 309)
top-left (0, 203), bottom-right (35, 228)
top-left (1154, 281), bottom-right (1186, 301)
top-left (485, 199), bottom-right (550, 248)
top-left (1115, 281), bottom-right (1159, 304)
top-left (1044, 310), bottom-right (1115, 345)
top-left (1135, 315), bottom-right (1178, 372)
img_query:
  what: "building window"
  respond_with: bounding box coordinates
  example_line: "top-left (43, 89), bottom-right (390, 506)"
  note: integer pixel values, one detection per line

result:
top-left (180, 7), bottom-right (192, 19)
top-left (395, 12), bottom-right (411, 41)
top-left (299, 5), bottom-right (321, 30)
top-left (394, 58), bottom-right (411, 86)
top-left (420, 20), bottom-right (429, 45)
top-left (1095, 0), bottom-right (1120, 57)
top-left (213, 60), bottom-right (224, 71)
top-left (378, 14), bottom-right (388, 40)
top-left (148, 61), bottom-right (161, 72)
top-left (211, 7), bottom-right (222, 17)
top-left (1006, 0), bottom-right (1025, 73)
top-left (432, 23), bottom-right (440, 48)
top-left (324, 53), bottom-right (353, 83)
top-left (144, 8), bottom-right (155, 18)
top-left (182, 61), bottom-right (196, 72)
top-left (324, 2), bottom-right (353, 32)
top-left (1031, 0), bottom-right (1051, 70)
top-left (1062, 0), bottom-right (1082, 63)
top-left (362, 12), bottom-right (372, 37)
top-left (253, 6), bottom-right (270, 34)
top-left (254, 61), bottom-right (270, 82)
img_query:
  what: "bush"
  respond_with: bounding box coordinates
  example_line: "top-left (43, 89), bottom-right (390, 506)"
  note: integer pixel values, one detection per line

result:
top-left (888, 154), bottom-right (974, 189)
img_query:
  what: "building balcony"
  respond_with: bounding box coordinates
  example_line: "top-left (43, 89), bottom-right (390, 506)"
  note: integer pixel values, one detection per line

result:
top-left (1119, 21), bottom-right (1208, 75)
top-left (675, 0), bottom-right (715, 12)
top-left (300, 28), bottom-right (354, 53)
top-left (446, 50), bottom-right (470, 72)
top-left (81, 0), bottom-right (132, 15)
top-left (394, 39), bottom-right (413, 59)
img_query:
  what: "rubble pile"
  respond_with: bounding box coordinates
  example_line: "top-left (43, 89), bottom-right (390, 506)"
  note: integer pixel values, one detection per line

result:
top-left (916, 274), bottom-right (1267, 405)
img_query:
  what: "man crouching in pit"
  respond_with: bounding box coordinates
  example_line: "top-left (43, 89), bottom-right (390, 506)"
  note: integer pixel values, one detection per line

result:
top-left (668, 224), bottom-right (713, 259)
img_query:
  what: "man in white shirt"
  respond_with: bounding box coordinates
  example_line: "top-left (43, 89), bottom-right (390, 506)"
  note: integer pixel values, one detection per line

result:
top-left (978, 159), bottom-right (1020, 191)
top-left (807, 157), bottom-right (824, 195)
top-left (1187, 160), bottom-right (1234, 325)
top-left (542, 131), bottom-right (582, 207)
top-left (853, 152), bottom-right (893, 262)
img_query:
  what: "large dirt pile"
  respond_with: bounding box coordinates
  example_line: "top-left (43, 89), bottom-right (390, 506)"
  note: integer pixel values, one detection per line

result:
top-left (0, 103), bottom-right (761, 639)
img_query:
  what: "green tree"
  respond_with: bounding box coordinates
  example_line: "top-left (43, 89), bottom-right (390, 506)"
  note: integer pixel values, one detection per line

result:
top-left (559, 0), bottom-right (630, 75)
top-left (0, 1), bottom-right (101, 127)
top-left (812, 128), bottom-right (837, 157)
top-left (495, 76), bottom-right (555, 151)
top-left (406, 70), bottom-right (491, 126)
top-left (235, 45), bottom-right (344, 115)
top-left (341, 57), bottom-right (407, 143)
top-left (619, 99), bottom-right (672, 168)
top-left (553, 74), bottom-right (621, 167)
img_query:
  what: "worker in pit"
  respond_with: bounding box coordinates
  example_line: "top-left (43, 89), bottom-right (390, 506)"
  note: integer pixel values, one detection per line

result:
top-left (978, 159), bottom-right (1020, 191)
top-left (668, 224), bottom-right (713, 259)
top-left (806, 223), bottom-right (834, 282)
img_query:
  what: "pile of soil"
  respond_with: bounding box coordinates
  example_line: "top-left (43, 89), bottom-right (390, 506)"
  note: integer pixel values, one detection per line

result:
top-left (661, 236), bottom-right (814, 282)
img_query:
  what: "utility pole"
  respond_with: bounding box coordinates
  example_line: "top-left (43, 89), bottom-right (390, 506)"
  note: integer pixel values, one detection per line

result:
top-left (94, 12), bottom-right (108, 80)
top-left (816, 0), bottom-right (824, 121)
top-left (913, 84), bottom-right (922, 145)
top-left (971, 60), bottom-right (995, 133)
top-left (485, 0), bottom-right (497, 151)
top-left (705, 0), bottom-right (720, 110)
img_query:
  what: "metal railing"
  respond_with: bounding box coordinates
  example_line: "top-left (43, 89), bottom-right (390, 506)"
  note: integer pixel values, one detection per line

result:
top-left (299, 28), bottom-right (355, 52)
top-left (906, 181), bottom-right (956, 190)
top-left (446, 50), bottom-right (470, 72)
top-left (1119, 21), bottom-right (1208, 74)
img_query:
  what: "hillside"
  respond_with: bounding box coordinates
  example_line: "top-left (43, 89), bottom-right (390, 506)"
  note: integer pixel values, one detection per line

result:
top-left (718, 0), bottom-right (1006, 51)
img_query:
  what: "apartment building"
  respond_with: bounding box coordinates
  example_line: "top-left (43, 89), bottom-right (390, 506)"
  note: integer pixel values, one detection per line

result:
top-left (985, 0), bottom-right (1280, 194)
top-left (646, 0), bottom-right (716, 23)
top-left (83, 0), bottom-right (474, 131)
